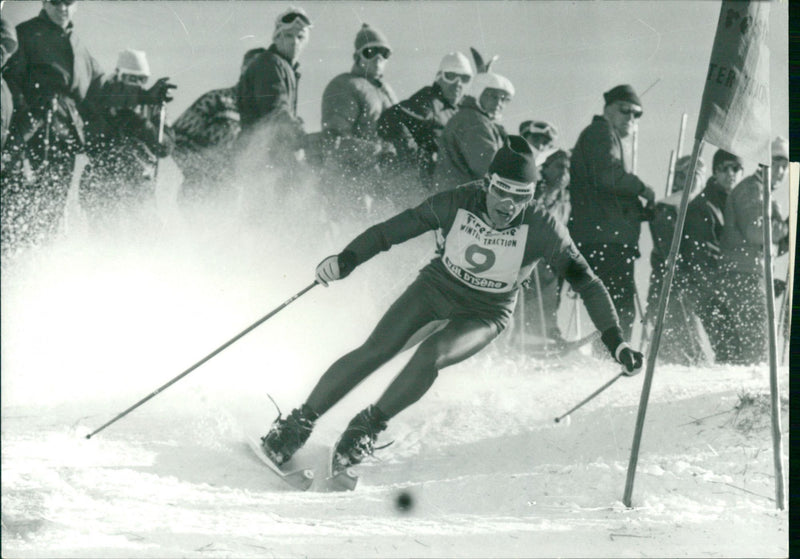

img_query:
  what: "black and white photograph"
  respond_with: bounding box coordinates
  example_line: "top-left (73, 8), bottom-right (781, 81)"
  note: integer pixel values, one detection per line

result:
top-left (0, 1), bottom-right (793, 557)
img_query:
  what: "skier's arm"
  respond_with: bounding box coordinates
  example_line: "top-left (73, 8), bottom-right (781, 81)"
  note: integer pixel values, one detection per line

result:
top-left (543, 222), bottom-right (643, 373)
top-left (316, 192), bottom-right (456, 284)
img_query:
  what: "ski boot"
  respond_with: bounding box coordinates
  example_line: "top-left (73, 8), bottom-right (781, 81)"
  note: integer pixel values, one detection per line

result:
top-left (331, 405), bottom-right (390, 475)
top-left (261, 404), bottom-right (318, 466)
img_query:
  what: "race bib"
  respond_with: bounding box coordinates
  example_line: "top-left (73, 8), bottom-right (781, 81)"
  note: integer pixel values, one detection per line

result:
top-left (441, 209), bottom-right (528, 293)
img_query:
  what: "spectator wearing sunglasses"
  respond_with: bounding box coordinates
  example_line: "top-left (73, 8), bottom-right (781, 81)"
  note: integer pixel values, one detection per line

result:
top-left (433, 71), bottom-right (514, 192)
top-left (172, 47), bottom-right (267, 219)
top-left (677, 149), bottom-right (743, 362)
top-left (644, 155), bottom-right (711, 366)
top-left (376, 51), bottom-right (473, 204)
top-left (319, 23), bottom-right (397, 212)
top-left (567, 84), bottom-right (656, 340)
top-left (236, 6), bottom-right (312, 215)
top-left (1, 0), bottom-right (105, 258)
top-left (78, 48), bottom-right (175, 238)
top-left (715, 138), bottom-right (790, 365)
top-left (256, 136), bottom-right (643, 478)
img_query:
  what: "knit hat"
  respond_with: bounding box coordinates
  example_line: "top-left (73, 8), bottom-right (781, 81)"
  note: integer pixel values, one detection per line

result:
top-left (771, 136), bottom-right (789, 160)
top-left (354, 23), bottom-right (391, 54)
top-left (603, 84), bottom-right (642, 110)
top-left (543, 149), bottom-right (570, 168)
top-left (469, 71), bottom-right (515, 99)
top-left (519, 120), bottom-right (558, 141)
top-left (488, 135), bottom-right (540, 190)
top-left (273, 6), bottom-right (312, 40)
top-left (712, 149), bottom-right (743, 171)
top-left (116, 49), bottom-right (150, 77)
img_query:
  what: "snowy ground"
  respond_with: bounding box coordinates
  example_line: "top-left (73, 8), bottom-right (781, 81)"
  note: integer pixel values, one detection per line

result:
top-left (1, 160), bottom-right (790, 558)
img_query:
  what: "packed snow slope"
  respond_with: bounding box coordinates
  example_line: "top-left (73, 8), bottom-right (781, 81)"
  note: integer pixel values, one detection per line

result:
top-left (1, 161), bottom-right (790, 558)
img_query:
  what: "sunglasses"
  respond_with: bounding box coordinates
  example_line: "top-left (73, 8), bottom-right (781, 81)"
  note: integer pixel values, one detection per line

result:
top-left (488, 174), bottom-right (533, 205)
top-left (120, 74), bottom-right (148, 86)
top-left (360, 46), bottom-right (391, 60)
top-left (617, 105), bottom-right (643, 119)
top-left (440, 71), bottom-right (471, 85)
top-left (280, 11), bottom-right (310, 26)
top-left (485, 90), bottom-right (511, 104)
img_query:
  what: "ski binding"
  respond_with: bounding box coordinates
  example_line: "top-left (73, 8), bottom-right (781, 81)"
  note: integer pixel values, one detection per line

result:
top-left (246, 436), bottom-right (314, 491)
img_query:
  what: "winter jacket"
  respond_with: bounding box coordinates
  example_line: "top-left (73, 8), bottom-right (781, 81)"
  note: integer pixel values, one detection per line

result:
top-left (433, 96), bottom-right (507, 192)
top-left (171, 86), bottom-right (239, 184)
top-left (377, 83), bottom-right (457, 185)
top-left (320, 65), bottom-right (396, 171)
top-left (238, 44), bottom-right (301, 131)
top-left (1, 16), bottom-right (17, 149)
top-left (720, 172), bottom-right (789, 275)
top-left (680, 177), bottom-right (728, 281)
top-left (568, 115), bottom-right (648, 248)
top-left (4, 10), bottom-right (104, 147)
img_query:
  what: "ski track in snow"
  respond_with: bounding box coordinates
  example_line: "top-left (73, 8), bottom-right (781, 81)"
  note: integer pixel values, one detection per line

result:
top-left (1, 160), bottom-right (790, 558)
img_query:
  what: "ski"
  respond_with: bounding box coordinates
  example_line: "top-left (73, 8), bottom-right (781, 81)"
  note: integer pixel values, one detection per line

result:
top-left (246, 436), bottom-right (314, 491)
top-left (326, 435), bottom-right (359, 491)
top-left (524, 330), bottom-right (600, 358)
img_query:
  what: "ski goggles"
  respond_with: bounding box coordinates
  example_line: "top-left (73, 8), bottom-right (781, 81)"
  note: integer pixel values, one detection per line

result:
top-left (440, 71), bottom-right (471, 85)
top-left (280, 10), bottom-right (311, 26)
top-left (520, 121), bottom-right (557, 140)
top-left (360, 46), bottom-right (391, 60)
top-left (487, 173), bottom-right (534, 205)
top-left (48, 0), bottom-right (77, 5)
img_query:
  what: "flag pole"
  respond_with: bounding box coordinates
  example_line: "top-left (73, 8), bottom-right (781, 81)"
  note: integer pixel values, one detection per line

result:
top-left (760, 163), bottom-right (786, 510)
top-left (623, 138), bottom-right (705, 508)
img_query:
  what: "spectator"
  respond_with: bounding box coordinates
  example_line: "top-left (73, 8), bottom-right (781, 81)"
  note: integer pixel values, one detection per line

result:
top-left (320, 22), bottom-right (397, 213)
top-left (519, 119), bottom-right (558, 166)
top-left (1, 4), bottom-right (17, 149)
top-left (715, 137), bottom-right (790, 365)
top-left (568, 84), bottom-right (656, 339)
top-left (172, 47), bottom-right (267, 216)
top-left (433, 71), bottom-right (513, 191)
top-left (377, 51), bottom-right (473, 203)
top-left (236, 6), bottom-right (312, 218)
top-left (518, 149), bottom-right (572, 342)
top-left (1, 0), bottom-right (105, 258)
top-left (79, 49), bottom-right (175, 237)
top-left (644, 155), bottom-right (709, 365)
top-left (678, 149), bottom-right (742, 361)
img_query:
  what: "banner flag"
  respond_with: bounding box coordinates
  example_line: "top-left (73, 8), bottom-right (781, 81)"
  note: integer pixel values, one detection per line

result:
top-left (695, 0), bottom-right (771, 164)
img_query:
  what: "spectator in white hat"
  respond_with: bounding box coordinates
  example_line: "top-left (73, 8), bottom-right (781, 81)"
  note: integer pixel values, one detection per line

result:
top-left (377, 51), bottom-right (473, 202)
top-left (433, 71), bottom-right (514, 191)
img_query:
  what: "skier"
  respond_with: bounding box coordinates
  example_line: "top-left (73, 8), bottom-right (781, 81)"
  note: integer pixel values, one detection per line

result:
top-left (259, 135), bottom-right (644, 476)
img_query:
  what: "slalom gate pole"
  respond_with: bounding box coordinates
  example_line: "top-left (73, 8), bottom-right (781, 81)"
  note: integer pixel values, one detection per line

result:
top-left (554, 372), bottom-right (624, 423)
top-left (154, 101), bottom-right (166, 180)
top-left (760, 164), bottom-right (786, 510)
top-left (676, 113), bottom-right (688, 157)
top-left (85, 281), bottom-right (319, 439)
top-left (623, 138), bottom-right (705, 507)
top-left (663, 149), bottom-right (677, 197)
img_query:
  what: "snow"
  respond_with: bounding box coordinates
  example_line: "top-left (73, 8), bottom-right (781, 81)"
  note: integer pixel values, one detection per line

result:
top-left (0, 159), bottom-right (789, 557)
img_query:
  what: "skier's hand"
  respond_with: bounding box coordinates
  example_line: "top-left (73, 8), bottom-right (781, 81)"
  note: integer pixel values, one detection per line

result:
top-left (640, 185), bottom-right (656, 205)
top-left (315, 255), bottom-right (341, 287)
top-left (615, 343), bottom-right (644, 376)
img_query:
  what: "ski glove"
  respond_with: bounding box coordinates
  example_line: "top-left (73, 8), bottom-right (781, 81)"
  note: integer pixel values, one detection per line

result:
top-left (315, 251), bottom-right (357, 286)
top-left (601, 326), bottom-right (643, 375)
top-left (615, 343), bottom-right (644, 376)
top-left (140, 77), bottom-right (177, 105)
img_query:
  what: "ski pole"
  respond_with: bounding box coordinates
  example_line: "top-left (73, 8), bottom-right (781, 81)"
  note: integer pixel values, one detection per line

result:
top-left (85, 281), bottom-right (319, 439)
top-left (554, 372), bottom-right (625, 423)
